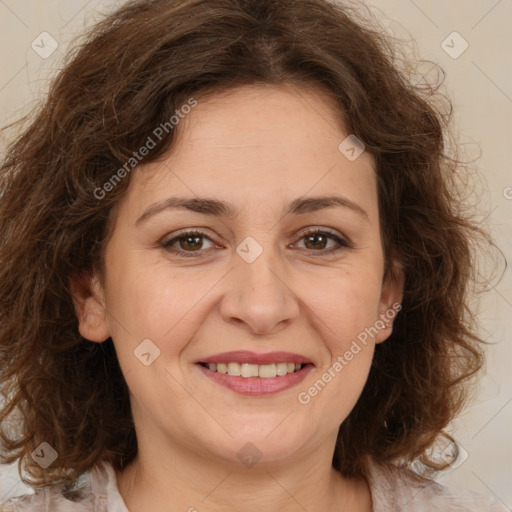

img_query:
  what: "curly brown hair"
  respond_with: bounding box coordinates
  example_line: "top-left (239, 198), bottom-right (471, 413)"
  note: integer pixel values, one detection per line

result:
top-left (0, 0), bottom-right (493, 490)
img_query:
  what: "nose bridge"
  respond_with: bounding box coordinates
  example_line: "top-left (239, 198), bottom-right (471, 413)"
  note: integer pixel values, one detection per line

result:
top-left (220, 234), bottom-right (298, 334)
top-left (238, 232), bottom-right (286, 297)
top-left (239, 239), bottom-right (282, 293)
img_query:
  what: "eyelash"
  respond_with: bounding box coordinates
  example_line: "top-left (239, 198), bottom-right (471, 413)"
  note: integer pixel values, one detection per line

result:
top-left (161, 228), bottom-right (350, 258)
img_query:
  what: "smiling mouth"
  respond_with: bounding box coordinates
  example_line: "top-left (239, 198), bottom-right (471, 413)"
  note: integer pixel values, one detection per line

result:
top-left (197, 362), bottom-right (311, 378)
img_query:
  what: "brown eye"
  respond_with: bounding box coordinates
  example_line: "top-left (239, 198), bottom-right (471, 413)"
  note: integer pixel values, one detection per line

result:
top-left (295, 228), bottom-right (350, 254)
top-left (303, 232), bottom-right (329, 250)
top-left (177, 234), bottom-right (204, 251)
top-left (162, 230), bottom-right (217, 257)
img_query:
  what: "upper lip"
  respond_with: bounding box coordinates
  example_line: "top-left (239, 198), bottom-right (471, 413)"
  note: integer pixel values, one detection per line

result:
top-left (197, 350), bottom-right (313, 366)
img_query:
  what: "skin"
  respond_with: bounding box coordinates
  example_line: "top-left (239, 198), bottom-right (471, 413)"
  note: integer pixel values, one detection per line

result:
top-left (72, 83), bottom-right (403, 512)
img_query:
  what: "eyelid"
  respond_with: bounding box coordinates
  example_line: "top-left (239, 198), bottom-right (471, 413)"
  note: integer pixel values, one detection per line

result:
top-left (296, 226), bottom-right (350, 244)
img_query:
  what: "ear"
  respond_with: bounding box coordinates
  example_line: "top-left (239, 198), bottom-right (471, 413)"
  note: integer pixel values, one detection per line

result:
top-left (69, 270), bottom-right (110, 343)
top-left (375, 259), bottom-right (404, 344)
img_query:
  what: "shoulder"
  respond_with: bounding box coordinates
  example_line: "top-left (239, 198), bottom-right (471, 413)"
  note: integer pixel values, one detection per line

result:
top-left (0, 491), bottom-right (95, 512)
top-left (363, 455), bottom-right (510, 512)
top-left (0, 466), bottom-right (105, 512)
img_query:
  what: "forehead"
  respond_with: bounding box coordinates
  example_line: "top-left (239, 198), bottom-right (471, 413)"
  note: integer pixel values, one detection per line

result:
top-left (123, 83), bottom-right (378, 222)
top-left (175, 83), bottom-right (352, 163)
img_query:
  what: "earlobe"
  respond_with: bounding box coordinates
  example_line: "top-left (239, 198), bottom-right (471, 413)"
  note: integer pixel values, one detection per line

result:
top-left (375, 259), bottom-right (404, 344)
top-left (69, 271), bottom-right (111, 343)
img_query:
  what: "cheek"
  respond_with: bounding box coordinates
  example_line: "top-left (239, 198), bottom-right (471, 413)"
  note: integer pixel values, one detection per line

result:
top-left (104, 256), bottom-right (223, 358)
top-left (298, 268), bottom-right (384, 348)
top-left (297, 273), bottom-right (380, 421)
top-left (104, 244), bottom-right (178, 328)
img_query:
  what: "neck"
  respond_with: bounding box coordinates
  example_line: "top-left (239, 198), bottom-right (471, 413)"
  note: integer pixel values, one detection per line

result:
top-left (115, 426), bottom-right (372, 512)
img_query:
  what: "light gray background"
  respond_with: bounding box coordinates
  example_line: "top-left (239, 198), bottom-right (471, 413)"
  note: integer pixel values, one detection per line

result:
top-left (1, 0), bottom-right (511, 508)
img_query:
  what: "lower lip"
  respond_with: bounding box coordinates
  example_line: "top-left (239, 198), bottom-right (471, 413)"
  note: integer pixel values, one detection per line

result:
top-left (195, 363), bottom-right (314, 396)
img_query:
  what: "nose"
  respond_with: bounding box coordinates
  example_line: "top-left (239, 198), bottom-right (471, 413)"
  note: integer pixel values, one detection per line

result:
top-left (219, 245), bottom-right (300, 336)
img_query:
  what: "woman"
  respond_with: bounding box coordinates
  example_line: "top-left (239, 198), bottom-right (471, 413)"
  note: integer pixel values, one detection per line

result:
top-left (0, 0), bottom-right (508, 510)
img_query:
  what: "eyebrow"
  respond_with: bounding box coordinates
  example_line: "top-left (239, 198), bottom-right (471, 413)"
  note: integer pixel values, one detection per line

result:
top-left (135, 194), bottom-right (370, 226)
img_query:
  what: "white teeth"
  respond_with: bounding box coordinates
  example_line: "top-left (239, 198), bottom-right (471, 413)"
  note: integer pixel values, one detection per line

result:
top-left (241, 363), bottom-right (259, 377)
top-left (259, 363), bottom-right (276, 378)
top-left (204, 361), bottom-right (305, 378)
top-left (276, 363), bottom-right (288, 376)
top-left (227, 362), bottom-right (241, 376)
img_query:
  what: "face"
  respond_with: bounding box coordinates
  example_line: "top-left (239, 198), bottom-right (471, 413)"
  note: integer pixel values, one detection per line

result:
top-left (72, 83), bottom-right (403, 469)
